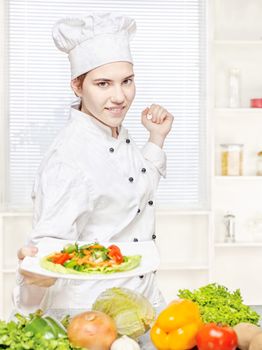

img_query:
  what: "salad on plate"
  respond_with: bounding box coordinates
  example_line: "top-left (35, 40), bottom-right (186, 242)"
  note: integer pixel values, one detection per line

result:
top-left (40, 242), bottom-right (141, 275)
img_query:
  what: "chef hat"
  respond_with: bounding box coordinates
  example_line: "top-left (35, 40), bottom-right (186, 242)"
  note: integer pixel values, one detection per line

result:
top-left (52, 13), bottom-right (136, 80)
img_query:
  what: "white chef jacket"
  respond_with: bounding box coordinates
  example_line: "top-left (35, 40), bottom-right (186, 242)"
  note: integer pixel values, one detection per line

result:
top-left (13, 101), bottom-right (167, 315)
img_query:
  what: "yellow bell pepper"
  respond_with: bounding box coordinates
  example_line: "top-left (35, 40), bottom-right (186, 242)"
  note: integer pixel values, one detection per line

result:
top-left (150, 299), bottom-right (202, 350)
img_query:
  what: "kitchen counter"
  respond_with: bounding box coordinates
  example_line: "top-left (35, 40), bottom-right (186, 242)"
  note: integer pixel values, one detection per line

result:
top-left (16, 304), bottom-right (261, 350)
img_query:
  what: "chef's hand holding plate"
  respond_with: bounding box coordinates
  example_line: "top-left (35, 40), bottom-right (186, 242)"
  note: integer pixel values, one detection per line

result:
top-left (18, 245), bottom-right (57, 287)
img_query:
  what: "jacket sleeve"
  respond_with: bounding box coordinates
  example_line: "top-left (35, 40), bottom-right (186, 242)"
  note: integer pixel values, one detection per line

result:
top-left (12, 158), bottom-right (94, 314)
top-left (30, 159), bottom-right (95, 243)
top-left (141, 141), bottom-right (167, 188)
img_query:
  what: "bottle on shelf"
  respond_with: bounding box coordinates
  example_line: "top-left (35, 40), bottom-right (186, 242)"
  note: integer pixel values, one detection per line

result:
top-left (228, 67), bottom-right (241, 108)
top-left (220, 143), bottom-right (244, 176)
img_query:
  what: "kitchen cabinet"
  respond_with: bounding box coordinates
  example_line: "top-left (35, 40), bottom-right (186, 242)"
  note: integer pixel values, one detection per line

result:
top-left (158, 0), bottom-right (262, 306)
top-left (211, 0), bottom-right (262, 306)
top-left (156, 0), bottom-right (262, 307)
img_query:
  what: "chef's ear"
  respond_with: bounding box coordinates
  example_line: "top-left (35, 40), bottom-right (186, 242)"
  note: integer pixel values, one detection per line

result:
top-left (71, 77), bottom-right (82, 97)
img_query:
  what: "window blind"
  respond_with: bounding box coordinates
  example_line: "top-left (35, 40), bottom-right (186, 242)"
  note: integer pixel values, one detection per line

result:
top-left (8, 0), bottom-right (208, 209)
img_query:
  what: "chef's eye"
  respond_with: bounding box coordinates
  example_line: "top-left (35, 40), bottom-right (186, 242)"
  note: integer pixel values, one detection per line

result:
top-left (97, 81), bottom-right (109, 88)
top-left (122, 78), bottom-right (133, 85)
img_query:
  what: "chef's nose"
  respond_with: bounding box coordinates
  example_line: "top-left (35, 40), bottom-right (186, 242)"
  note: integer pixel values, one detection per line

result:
top-left (110, 85), bottom-right (125, 104)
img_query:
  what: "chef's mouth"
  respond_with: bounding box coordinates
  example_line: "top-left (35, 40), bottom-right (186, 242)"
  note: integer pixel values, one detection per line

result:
top-left (105, 106), bottom-right (126, 111)
top-left (104, 107), bottom-right (127, 118)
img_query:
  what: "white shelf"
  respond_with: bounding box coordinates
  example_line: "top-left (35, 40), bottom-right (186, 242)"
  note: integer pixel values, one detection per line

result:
top-left (0, 212), bottom-right (32, 217)
top-left (156, 210), bottom-right (211, 216)
top-left (214, 108), bottom-right (262, 115)
top-left (159, 263), bottom-right (208, 271)
top-left (214, 40), bottom-right (262, 45)
top-left (215, 242), bottom-right (262, 247)
top-left (215, 176), bottom-right (262, 180)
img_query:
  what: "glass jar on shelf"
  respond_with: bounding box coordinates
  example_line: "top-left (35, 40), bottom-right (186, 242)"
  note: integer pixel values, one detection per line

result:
top-left (220, 144), bottom-right (244, 176)
top-left (223, 212), bottom-right (236, 243)
top-left (257, 151), bottom-right (262, 176)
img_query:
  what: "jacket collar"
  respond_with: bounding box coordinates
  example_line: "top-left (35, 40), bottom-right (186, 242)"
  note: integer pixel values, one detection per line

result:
top-left (70, 100), bottom-right (128, 141)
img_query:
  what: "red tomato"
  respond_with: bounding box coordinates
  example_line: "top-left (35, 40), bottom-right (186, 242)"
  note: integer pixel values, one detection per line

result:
top-left (51, 252), bottom-right (70, 265)
top-left (108, 245), bottom-right (123, 264)
top-left (196, 323), bottom-right (238, 350)
top-left (108, 245), bottom-right (121, 253)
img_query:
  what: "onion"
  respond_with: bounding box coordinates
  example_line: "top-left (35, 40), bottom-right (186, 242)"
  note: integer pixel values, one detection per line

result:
top-left (67, 310), bottom-right (117, 350)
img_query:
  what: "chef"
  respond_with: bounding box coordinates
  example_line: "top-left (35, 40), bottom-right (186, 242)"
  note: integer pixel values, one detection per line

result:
top-left (12, 12), bottom-right (174, 316)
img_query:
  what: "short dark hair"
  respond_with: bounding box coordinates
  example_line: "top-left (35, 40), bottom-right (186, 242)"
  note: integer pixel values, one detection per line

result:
top-left (73, 73), bottom-right (88, 110)
top-left (76, 72), bottom-right (87, 88)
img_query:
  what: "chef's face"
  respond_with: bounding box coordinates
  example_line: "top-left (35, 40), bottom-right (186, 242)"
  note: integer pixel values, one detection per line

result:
top-left (71, 61), bottom-right (136, 129)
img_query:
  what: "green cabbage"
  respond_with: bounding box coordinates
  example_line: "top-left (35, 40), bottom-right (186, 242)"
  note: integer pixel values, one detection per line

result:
top-left (92, 287), bottom-right (155, 339)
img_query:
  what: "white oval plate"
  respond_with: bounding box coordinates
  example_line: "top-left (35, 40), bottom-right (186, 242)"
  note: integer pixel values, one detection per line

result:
top-left (20, 237), bottom-right (160, 280)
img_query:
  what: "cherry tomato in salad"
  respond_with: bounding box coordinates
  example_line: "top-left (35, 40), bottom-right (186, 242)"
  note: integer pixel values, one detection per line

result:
top-left (196, 323), bottom-right (238, 350)
top-left (108, 245), bottom-right (121, 252)
top-left (108, 245), bottom-right (123, 264)
top-left (51, 252), bottom-right (70, 265)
